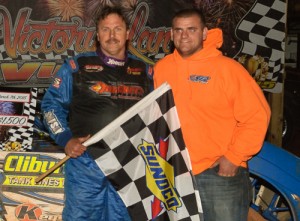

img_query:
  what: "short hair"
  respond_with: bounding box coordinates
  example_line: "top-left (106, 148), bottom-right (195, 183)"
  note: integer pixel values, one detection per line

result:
top-left (95, 6), bottom-right (129, 30)
top-left (172, 8), bottom-right (206, 28)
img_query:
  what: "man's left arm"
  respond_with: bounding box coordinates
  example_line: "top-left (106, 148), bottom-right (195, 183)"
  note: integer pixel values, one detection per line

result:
top-left (224, 69), bottom-right (271, 167)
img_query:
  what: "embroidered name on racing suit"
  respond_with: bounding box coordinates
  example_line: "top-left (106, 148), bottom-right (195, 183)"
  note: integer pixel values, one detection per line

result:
top-left (107, 58), bottom-right (125, 66)
top-left (44, 110), bottom-right (64, 134)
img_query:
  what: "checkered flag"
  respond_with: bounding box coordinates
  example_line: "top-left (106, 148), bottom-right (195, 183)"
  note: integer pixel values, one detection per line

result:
top-left (236, 0), bottom-right (285, 93)
top-left (84, 82), bottom-right (203, 221)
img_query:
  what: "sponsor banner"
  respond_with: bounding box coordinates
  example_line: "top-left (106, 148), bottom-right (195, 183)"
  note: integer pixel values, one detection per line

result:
top-left (0, 88), bottom-right (36, 151)
top-left (0, 87), bottom-right (57, 151)
top-left (0, 151), bottom-right (65, 221)
top-left (0, 1), bottom-right (286, 93)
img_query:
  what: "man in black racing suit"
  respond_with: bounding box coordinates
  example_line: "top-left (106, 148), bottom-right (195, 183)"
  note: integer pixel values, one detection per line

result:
top-left (41, 6), bottom-right (153, 221)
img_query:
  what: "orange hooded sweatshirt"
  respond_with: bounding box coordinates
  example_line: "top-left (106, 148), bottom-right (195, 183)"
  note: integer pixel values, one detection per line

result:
top-left (154, 28), bottom-right (271, 175)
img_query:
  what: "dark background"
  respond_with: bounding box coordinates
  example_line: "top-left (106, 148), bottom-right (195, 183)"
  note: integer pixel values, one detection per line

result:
top-left (283, 0), bottom-right (300, 156)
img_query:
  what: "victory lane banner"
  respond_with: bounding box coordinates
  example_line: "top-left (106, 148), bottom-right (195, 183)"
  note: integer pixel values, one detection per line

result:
top-left (81, 82), bottom-right (203, 221)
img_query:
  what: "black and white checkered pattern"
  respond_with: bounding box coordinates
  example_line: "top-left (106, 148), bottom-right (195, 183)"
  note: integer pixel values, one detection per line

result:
top-left (0, 38), bottom-right (77, 61)
top-left (0, 88), bottom-right (37, 151)
top-left (268, 58), bottom-right (282, 80)
top-left (236, 0), bottom-right (285, 93)
top-left (85, 83), bottom-right (202, 221)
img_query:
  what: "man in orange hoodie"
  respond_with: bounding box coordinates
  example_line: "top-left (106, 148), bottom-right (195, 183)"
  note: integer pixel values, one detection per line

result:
top-left (154, 8), bottom-right (271, 221)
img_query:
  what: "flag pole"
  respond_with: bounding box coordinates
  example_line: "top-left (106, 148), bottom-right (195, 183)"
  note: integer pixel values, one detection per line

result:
top-left (35, 155), bottom-right (70, 183)
top-left (35, 135), bottom-right (96, 183)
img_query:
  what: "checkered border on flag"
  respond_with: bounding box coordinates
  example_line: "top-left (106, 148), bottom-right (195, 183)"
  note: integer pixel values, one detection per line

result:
top-left (236, 0), bottom-right (285, 93)
top-left (83, 83), bottom-right (203, 221)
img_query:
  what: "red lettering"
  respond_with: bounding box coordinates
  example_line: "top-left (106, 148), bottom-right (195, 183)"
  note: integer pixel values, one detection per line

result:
top-left (1, 62), bottom-right (39, 81)
top-left (37, 62), bottom-right (57, 78)
top-left (128, 3), bottom-right (171, 59)
top-left (1, 62), bottom-right (60, 83)
top-left (0, 7), bottom-right (95, 58)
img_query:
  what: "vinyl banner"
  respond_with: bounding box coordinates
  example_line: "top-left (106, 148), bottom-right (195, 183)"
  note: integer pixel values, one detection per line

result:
top-left (0, 0), bottom-right (286, 92)
top-left (0, 151), bottom-right (65, 221)
top-left (0, 0), bottom-right (286, 150)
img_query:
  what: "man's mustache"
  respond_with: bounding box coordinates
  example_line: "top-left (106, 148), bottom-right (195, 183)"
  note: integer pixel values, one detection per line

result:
top-left (106, 38), bottom-right (119, 43)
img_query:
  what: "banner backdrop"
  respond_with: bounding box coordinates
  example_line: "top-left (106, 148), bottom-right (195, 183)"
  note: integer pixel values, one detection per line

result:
top-left (0, 0), bottom-right (287, 200)
top-left (0, 0), bottom-right (286, 91)
top-left (0, 151), bottom-right (65, 221)
top-left (0, 1), bottom-right (286, 151)
top-left (0, 0), bottom-right (286, 220)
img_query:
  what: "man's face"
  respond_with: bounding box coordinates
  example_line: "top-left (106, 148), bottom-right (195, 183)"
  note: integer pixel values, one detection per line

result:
top-left (97, 13), bottom-right (129, 59)
top-left (171, 15), bottom-right (208, 58)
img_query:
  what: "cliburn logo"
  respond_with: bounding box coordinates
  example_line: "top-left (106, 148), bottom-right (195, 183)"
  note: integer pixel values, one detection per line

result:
top-left (137, 139), bottom-right (182, 219)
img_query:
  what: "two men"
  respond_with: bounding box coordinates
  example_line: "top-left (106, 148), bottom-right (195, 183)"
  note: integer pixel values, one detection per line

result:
top-left (43, 5), bottom-right (270, 221)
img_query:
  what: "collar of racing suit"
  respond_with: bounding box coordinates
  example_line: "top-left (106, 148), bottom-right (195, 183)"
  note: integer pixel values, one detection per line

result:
top-left (96, 48), bottom-right (128, 68)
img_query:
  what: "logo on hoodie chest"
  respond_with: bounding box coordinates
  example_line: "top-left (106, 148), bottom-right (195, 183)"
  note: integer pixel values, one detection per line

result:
top-left (189, 75), bottom-right (211, 84)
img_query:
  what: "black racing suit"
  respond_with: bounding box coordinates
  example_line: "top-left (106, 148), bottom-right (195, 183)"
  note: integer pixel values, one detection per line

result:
top-left (42, 50), bottom-right (153, 221)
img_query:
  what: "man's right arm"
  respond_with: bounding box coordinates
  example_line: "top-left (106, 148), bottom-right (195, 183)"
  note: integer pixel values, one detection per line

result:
top-left (41, 61), bottom-right (73, 147)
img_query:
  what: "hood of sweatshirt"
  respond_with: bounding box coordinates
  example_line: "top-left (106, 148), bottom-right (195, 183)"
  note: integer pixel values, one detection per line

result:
top-left (203, 28), bottom-right (223, 49)
top-left (173, 28), bottom-right (223, 61)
